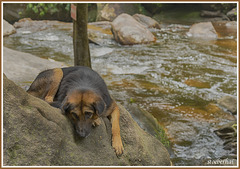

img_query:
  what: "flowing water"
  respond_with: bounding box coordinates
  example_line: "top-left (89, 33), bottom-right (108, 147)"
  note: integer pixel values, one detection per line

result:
top-left (3, 20), bottom-right (237, 166)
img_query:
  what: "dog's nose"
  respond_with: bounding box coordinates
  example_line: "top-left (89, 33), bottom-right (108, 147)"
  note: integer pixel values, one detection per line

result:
top-left (77, 129), bottom-right (86, 137)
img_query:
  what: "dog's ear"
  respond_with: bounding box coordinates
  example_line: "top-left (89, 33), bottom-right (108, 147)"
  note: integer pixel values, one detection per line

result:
top-left (94, 98), bottom-right (106, 116)
top-left (61, 98), bottom-right (72, 114)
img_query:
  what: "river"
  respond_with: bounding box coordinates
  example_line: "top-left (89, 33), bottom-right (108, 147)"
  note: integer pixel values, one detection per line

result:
top-left (3, 19), bottom-right (237, 166)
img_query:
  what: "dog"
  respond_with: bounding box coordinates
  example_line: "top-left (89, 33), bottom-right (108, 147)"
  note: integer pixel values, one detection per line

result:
top-left (27, 66), bottom-right (123, 156)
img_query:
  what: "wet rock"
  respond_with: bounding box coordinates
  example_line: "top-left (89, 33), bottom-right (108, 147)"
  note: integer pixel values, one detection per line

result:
top-left (167, 121), bottom-right (198, 144)
top-left (3, 75), bottom-right (171, 166)
top-left (227, 8), bottom-right (237, 21)
top-left (13, 18), bottom-right (115, 46)
top-left (3, 19), bottom-right (16, 36)
top-left (87, 21), bottom-right (116, 46)
top-left (212, 21), bottom-right (237, 38)
top-left (13, 18), bottom-right (73, 33)
top-left (159, 104), bottom-right (235, 124)
top-left (111, 13), bottom-right (156, 45)
top-left (214, 40), bottom-right (237, 58)
top-left (184, 79), bottom-right (211, 88)
top-left (186, 22), bottom-right (218, 39)
top-left (133, 14), bottom-right (160, 29)
top-left (217, 96), bottom-right (237, 115)
top-left (96, 3), bottom-right (140, 21)
top-left (126, 104), bottom-right (169, 147)
top-left (214, 121), bottom-right (237, 158)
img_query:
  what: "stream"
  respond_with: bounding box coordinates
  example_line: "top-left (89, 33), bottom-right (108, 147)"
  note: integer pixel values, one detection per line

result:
top-left (3, 19), bottom-right (237, 166)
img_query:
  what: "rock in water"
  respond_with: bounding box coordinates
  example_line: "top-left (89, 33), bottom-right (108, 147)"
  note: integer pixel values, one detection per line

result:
top-left (133, 14), bottom-right (161, 29)
top-left (217, 96), bottom-right (237, 115)
top-left (3, 74), bottom-right (171, 166)
top-left (214, 121), bottom-right (237, 159)
top-left (111, 13), bottom-right (156, 45)
top-left (3, 19), bottom-right (16, 36)
top-left (96, 4), bottom-right (140, 21)
top-left (186, 22), bottom-right (218, 39)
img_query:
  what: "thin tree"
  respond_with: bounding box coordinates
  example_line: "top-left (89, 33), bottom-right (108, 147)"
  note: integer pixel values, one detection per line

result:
top-left (73, 4), bottom-right (91, 68)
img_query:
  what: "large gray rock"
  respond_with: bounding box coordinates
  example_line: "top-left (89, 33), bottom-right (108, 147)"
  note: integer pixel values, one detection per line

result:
top-left (133, 14), bottom-right (160, 29)
top-left (111, 13), bottom-right (156, 45)
top-left (3, 47), bottom-right (66, 84)
top-left (186, 22), bottom-right (218, 39)
top-left (3, 20), bottom-right (16, 36)
top-left (3, 75), bottom-right (171, 166)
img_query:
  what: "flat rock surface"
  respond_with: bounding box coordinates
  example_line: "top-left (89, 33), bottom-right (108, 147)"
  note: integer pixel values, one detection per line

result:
top-left (3, 47), bottom-right (66, 84)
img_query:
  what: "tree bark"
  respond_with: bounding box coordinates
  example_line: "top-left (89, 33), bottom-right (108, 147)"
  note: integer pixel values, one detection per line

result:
top-left (73, 4), bottom-right (91, 68)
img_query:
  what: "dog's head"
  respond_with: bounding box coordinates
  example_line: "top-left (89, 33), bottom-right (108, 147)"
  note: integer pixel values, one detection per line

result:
top-left (61, 89), bottom-right (106, 137)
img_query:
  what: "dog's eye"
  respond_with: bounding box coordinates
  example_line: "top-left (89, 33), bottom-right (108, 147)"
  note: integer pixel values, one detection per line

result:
top-left (85, 111), bottom-right (93, 119)
top-left (71, 112), bottom-right (79, 120)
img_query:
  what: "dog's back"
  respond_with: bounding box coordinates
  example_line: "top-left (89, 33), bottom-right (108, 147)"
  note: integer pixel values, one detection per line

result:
top-left (55, 66), bottom-right (112, 108)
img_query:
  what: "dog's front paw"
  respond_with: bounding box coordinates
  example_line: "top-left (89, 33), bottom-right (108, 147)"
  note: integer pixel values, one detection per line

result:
top-left (112, 136), bottom-right (124, 156)
top-left (92, 118), bottom-right (101, 127)
top-left (45, 96), bottom-right (54, 103)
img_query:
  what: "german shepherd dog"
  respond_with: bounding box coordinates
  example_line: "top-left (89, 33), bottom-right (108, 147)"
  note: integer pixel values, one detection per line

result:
top-left (27, 66), bottom-right (123, 155)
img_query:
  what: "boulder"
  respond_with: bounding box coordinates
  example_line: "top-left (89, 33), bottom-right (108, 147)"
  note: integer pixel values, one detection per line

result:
top-left (3, 19), bottom-right (16, 36)
top-left (111, 13), bottom-right (156, 45)
top-left (96, 3), bottom-right (140, 21)
top-left (126, 104), bottom-right (169, 147)
top-left (3, 47), bottom-right (66, 84)
top-left (133, 14), bottom-right (160, 29)
top-left (217, 96), bottom-right (237, 115)
top-left (87, 21), bottom-right (116, 46)
top-left (3, 75), bottom-right (171, 166)
top-left (186, 22), bottom-right (218, 39)
top-left (212, 21), bottom-right (237, 38)
top-left (214, 121), bottom-right (237, 159)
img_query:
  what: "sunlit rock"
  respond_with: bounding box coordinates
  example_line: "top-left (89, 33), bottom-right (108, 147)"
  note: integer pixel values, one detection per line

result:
top-left (217, 96), bottom-right (237, 115)
top-left (133, 14), bottom-right (160, 29)
top-left (96, 3), bottom-right (140, 21)
top-left (111, 13), bottom-right (156, 45)
top-left (3, 19), bottom-right (16, 36)
top-left (186, 22), bottom-right (218, 39)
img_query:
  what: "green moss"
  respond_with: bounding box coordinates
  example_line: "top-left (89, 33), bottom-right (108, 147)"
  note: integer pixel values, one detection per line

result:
top-left (154, 127), bottom-right (170, 148)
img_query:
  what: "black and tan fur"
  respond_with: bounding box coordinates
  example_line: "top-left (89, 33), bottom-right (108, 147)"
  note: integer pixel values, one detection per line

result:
top-left (27, 66), bottom-right (123, 155)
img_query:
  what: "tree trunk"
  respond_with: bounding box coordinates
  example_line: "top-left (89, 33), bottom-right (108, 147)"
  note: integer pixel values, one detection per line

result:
top-left (73, 4), bottom-right (91, 68)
